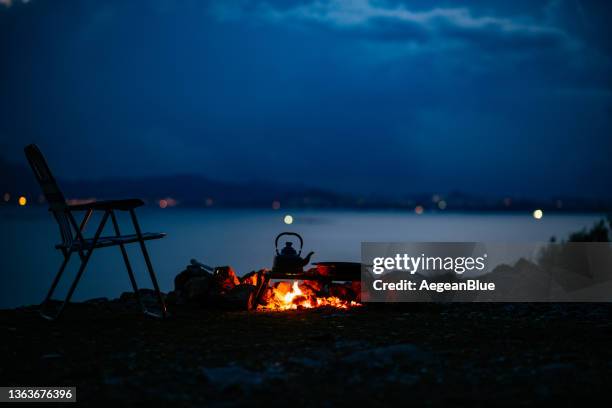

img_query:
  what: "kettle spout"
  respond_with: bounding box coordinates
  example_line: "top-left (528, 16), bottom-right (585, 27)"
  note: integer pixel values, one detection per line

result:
top-left (302, 251), bottom-right (314, 266)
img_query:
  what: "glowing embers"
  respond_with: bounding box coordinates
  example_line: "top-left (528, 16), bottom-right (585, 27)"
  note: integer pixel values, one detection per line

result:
top-left (257, 280), bottom-right (361, 311)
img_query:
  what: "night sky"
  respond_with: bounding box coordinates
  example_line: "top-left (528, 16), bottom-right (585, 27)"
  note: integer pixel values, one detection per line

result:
top-left (1, 0), bottom-right (611, 198)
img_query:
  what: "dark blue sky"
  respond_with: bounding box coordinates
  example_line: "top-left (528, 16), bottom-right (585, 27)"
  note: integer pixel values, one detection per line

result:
top-left (1, 0), bottom-right (611, 197)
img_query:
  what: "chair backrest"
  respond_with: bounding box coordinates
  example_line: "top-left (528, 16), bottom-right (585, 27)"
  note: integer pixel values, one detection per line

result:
top-left (24, 144), bottom-right (74, 247)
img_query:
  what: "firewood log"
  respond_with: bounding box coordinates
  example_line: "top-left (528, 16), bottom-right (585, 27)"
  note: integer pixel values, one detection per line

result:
top-left (214, 266), bottom-right (241, 292)
top-left (219, 284), bottom-right (257, 311)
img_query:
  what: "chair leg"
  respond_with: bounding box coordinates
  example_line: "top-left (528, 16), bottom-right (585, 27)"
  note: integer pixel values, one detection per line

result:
top-left (130, 210), bottom-right (168, 318)
top-left (110, 211), bottom-right (146, 314)
top-left (120, 246), bottom-right (145, 308)
top-left (41, 212), bottom-right (109, 321)
top-left (39, 252), bottom-right (72, 321)
top-left (53, 253), bottom-right (93, 320)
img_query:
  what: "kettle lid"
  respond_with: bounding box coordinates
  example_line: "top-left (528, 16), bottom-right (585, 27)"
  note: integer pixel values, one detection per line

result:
top-left (280, 242), bottom-right (297, 256)
top-left (275, 232), bottom-right (304, 255)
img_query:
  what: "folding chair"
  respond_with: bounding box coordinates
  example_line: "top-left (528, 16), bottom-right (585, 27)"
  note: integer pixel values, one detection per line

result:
top-left (24, 144), bottom-right (168, 320)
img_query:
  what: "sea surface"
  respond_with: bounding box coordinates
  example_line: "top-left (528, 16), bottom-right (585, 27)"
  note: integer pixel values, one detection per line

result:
top-left (0, 207), bottom-right (604, 308)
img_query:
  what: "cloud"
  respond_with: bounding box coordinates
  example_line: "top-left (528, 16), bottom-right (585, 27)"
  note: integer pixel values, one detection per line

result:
top-left (218, 0), bottom-right (574, 53)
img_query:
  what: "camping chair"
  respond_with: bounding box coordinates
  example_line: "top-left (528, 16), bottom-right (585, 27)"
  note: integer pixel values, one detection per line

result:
top-left (24, 144), bottom-right (168, 320)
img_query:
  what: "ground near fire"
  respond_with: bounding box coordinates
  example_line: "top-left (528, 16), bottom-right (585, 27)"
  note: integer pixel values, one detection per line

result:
top-left (3, 302), bottom-right (612, 406)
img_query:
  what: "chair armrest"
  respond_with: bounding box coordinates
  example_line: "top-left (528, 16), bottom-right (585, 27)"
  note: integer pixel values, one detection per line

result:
top-left (68, 198), bottom-right (145, 211)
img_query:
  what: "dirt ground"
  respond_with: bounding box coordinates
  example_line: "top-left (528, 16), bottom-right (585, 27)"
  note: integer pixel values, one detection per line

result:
top-left (2, 301), bottom-right (612, 406)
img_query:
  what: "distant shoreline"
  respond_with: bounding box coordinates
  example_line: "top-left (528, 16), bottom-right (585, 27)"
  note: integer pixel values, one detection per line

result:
top-left (1, 204), bottom-right (610, 215)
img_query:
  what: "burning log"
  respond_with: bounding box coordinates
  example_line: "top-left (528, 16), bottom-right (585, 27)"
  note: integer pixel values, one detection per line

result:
top-left (241, 270), bottom-right (270, 306)
top-left (240, 270), bottom-right (262, 286)
top-left (213, 266), bottom-right (241, 292)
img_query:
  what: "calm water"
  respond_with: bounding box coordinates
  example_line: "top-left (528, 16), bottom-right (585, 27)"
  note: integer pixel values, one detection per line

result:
top-left (0, 207), bottom-right (603, 308)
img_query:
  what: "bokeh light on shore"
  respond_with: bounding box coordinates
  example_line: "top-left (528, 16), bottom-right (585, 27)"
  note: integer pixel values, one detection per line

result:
top-left (414, 205), bottom-right (424, 215)
top-left (18, 196), bottom-right (27, 206)
top-left (159, 197), bottom-right (177, 209)
top-left (533, 209), bottom-right (543, 220)
top-left (284, 214), bottom-right (293, 225)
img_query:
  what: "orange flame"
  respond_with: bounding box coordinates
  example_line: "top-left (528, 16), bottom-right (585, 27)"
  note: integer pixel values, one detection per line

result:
top-left (257, 280), bottom-right (361, 311)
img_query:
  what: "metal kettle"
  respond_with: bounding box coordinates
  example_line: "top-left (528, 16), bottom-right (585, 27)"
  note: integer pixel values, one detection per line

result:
top-left (272, 232), bottom-right (314, 274)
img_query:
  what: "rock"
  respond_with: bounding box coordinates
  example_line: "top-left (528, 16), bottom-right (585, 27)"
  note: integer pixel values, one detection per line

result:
top-left (84, 297), bottom-right (109, 304)
top-left (183, 276), bottom-right (213, 305)
top-left (202, 365), bottom-right (264, 390)
top-left (288, 356), bottom-right (325, 369)
top-left (175, 265), bottom-right (213, 292)
top-left (483, 260), bottom-right (550, 301)
top-left (120, 289), bottom-right (165, 306)
top-left (334, 340), bottom-right (371, 354)
top-left (341, 344), bottom-right (430, 368)
top-left (202, 363), bottom-right (285, 390)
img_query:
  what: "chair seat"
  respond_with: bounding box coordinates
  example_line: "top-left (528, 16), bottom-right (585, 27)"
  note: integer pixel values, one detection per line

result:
top-left (56, 232), bottom-right (166, 251)
top-left (68, 198), bottom-right (145, 211)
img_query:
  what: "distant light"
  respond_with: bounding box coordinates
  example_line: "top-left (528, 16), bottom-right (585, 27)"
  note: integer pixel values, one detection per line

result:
top-left (1, 0), bottom-right (31, 9)
top-left (159, 199), bottom-right (168, 209)
top-left (205, 198), bottom-right (214, 207)
top-left (432, 194), bottom-right (440, 203)
top-left (284, 214), bottom-right (293, 225)
top-left (533, 209), bottom-right (543, 220)
top-left (3, 192), bottom-right (9, 202)
top-left (414, 205), bottom-right (424, 215)
top-left (438, 200), bottom-right (447, 210)
top-left (272, 200), bottom-right (281, 210)
top-left (18, 196), bottom-right (27, 206)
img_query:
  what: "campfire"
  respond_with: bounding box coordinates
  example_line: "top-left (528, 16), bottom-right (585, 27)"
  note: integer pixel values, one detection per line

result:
top-left (170, 260), bottom-right (362, 311)
top-left (254, 232), bottom-right (360, 310)
top-left (168, 234), bottom-right (362, 311)
top-left (257, 280), bottom-right (361, 311)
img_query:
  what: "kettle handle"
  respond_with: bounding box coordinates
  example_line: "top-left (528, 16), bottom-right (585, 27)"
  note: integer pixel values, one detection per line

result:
top-left (275, 232), bottom-right (304, 255)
